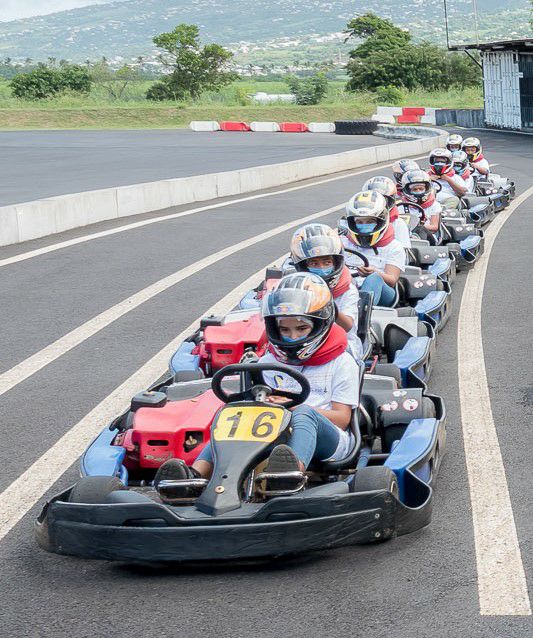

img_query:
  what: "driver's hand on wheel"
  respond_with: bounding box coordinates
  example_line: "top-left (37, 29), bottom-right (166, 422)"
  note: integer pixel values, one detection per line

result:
top-left (357, 266), bottom-right (376, 277)
top-left (265, 395), bottom-right (292, 405)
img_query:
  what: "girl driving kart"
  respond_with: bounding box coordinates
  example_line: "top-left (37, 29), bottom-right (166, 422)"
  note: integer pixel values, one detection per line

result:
top-left (289, 223), bottom-right (363, 360)
top-left (428, 148), bottom-right (467, 209)
top-left (341, 191), bottom-right (406, 307)
top-left (451, 150), bottom-right (475, 192)
top-left (362, 175), bottom-right (411, 248)
top-left (154, 273), bottom-right (360, 492)
top-left (401, 169), bottom-right (442, 243)
top-left (462, 137), bottom-right (490, 177)
top-left (392, 159), bottom-right (420, 197)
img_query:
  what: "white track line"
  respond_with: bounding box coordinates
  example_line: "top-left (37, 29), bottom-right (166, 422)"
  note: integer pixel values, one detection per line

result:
top-left (0, 255), bottom-right (285, 542)
top-left (0, 204), bottom-right (342, 399)
top-left (0, 155), bottom-right (426, 269)
top-left (458, 186), bottom-right (533, 616)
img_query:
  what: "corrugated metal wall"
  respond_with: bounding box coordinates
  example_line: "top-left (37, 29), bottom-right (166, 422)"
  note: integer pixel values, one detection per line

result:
top-left (482, 51), bottom-right (522, 129)
top-left (519, 54), bottom-right (533, 130)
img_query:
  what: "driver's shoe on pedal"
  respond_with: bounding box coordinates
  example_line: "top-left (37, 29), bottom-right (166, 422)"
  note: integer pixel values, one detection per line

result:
top-left (154, 459), bottom-right (203, 503)
top-left (265, 445), bottom-right (305, 493)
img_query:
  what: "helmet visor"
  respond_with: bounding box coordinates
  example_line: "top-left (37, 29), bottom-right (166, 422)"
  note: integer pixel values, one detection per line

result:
top-left (291, 234), bottom-right (341, 263)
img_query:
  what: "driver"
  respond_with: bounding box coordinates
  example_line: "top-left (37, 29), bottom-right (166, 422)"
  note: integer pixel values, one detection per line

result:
top-left (401, 169), bottom-right (442, 242)
top-left (392, 159), bottom-right (420, 197)
top-left (154, 273), bottom-right (359, 491)
top-left (446, 133), bottom-right (463, 153)
top-left (428, 148), bottom-right (467, 209)
top-left (341, 191), bottom-right (406, 307)
top-left (362, 175), bottom-right (411, 248)
top-left (289, 223), bottom-right (363, 360)
top-left (451, 150), bottom-right (475, 192)
top-left (462, 137), bottom-right (490, 177)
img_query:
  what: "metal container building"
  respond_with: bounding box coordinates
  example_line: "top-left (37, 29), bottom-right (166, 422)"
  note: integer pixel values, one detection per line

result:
top-left (451, 39), bottom-right (533, 131)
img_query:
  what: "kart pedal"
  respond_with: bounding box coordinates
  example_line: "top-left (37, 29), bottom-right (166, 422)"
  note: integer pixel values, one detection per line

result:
top-left (157, 479), bottom-right (208, 504)
top-left (254, 471), bottom-right (307, 497)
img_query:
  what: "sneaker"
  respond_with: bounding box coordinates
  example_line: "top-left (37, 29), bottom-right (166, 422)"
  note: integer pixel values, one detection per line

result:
top-left (265, 444), bottom-right (303, 492)
top-left (154, 458), bottom-right (195, 489)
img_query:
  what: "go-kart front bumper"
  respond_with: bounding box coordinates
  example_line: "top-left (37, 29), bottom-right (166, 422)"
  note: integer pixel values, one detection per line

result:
top-left (36, 484), bottom-right (432, 563)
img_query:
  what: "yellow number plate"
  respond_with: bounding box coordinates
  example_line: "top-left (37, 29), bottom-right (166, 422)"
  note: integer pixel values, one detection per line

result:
top-left (213, 406), bottom-right (285, 443)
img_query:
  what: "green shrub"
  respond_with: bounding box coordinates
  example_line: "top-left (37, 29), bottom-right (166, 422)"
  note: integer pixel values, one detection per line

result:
top-left (375, 85), bottom-right (405, 105)
top-left (286, 73), bottom-right (328, 105)
top-left (10, 63), bottom-right (91, 100)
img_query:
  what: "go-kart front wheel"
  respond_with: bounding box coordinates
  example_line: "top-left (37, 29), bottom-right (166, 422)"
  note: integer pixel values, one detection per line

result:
top-left (68, 476), bottom-right (126, 504)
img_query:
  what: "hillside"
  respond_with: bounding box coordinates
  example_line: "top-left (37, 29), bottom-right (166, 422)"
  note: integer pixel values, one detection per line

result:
top-left (0, 0), bottom-right (529, 66)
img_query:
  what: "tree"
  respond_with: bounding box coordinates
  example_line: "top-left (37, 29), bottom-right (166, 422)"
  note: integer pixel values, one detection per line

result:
top-left (10, 63), bottom-right (92, 100)
top-left (286, 73), bottom-right (328, 105)
top-left (345, 13), bottom-right (411, 60)
top-left (91, 60), bottom-right (140, 100)
top-left (146, 24), bottom-right (237, 101)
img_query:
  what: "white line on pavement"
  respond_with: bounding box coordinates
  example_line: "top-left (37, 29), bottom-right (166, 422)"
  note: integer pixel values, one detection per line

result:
top-left (0, 155), bottom-right (426, 269)
top-left (457, 186), bottom-right (533, 616)
top-left (0, 255), bottom-right (285, 542)
top-left (0, 202), bottom-right (342, 399)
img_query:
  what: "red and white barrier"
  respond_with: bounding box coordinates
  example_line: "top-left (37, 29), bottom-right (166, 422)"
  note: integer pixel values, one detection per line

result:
top-left (308, 122), bottom-right (335, 133)
top-left (372, 107), bottom-right (437, 126)
top-left (189, 120), bottom-right (220, 132)
top-left (250, 121), bottom-right (281, 132)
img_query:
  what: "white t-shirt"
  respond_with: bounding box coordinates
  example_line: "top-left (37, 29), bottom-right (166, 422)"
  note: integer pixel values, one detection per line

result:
top-left (335, 284), bottom-right (363, 360)
top-left (259, 350), bottom-right (359, 461)
top-left (461, 174), bottom-right (475, 192)
top-left (424, 200), bottom-right (442, 218)
top-left (341, 235), bottom-right (406, 288)
top-left (436, 174), bottom-right (467, 200)
top-left (392, 217), bottom-right (411, 249)
top-left (471, 158), bottom-right (490, 177)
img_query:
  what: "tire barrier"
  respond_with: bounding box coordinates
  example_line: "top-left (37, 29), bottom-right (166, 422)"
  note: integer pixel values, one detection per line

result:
top-left (219, 121), bottom-right (251, 132)
top-left (279, 122), bottom-right (309, 133)
top-left (372, 107), bottom-right (439, 125)
top-left (334, 120), bottom-right (379, 135)
top-left (189, 121), bottom-right (220, 132)
top-left (250, 122), bottom-right (281, 132)
top-left (308, 122), bottom-right (336, 133)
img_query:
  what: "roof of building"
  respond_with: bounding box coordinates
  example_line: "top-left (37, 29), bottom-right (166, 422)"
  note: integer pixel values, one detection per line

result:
top-left (449, 38), bottom-right (533, 53)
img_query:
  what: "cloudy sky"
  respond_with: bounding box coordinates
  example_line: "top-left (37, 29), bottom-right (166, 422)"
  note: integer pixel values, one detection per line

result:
top-left (0, 1), bottom-right (125, 22)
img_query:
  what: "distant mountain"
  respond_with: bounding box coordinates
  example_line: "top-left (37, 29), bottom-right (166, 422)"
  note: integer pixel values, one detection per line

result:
top-left (0, 0), bottom-right (529, 66)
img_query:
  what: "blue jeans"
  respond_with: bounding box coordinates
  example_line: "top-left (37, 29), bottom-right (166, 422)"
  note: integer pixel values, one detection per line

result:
top-left (197, 405), bottom-right (341, 469)
top-left (360, 272), bottom-right (396, 307)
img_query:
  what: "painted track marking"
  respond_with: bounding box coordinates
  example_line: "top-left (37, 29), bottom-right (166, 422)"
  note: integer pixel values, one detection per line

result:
top-left (0, 202), bottom-right (343, 398)
top-left (0, 256), bottom-right (285, 542)
top-left (458, 186), bottom-right (533, 616)
top-left (0, 155), bottom-right (426, 269)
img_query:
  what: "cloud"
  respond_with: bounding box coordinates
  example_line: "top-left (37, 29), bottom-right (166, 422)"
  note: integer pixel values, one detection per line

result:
top-left (0, 1), bottom-right (117, 22)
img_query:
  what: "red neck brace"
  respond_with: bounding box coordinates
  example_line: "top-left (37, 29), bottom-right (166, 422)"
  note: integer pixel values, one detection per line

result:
top-left (389, 205), bottom-right (399, 222)
top-left (459, 168), bottom-right (471, 180)
top-left (269, 323), bottom-right (347, 367)
top-left (346, 224), bottom-right (395, 249)
top-left (421, 192), bottom-right (437, 209)
top-left (472, 153), bottom-right (485, 163)
top-left (332, 266), bottom-right (352, 299)
top-left (429, 166), bottom-right (455, 178)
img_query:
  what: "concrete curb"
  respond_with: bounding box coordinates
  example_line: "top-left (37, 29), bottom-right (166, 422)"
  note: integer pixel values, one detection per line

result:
top-left (0, 128), bottom-right (446, 247)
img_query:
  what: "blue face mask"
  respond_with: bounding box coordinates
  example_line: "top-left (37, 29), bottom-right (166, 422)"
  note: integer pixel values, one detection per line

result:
top-left (281, 335), bottom-right (302, 343)
top-left (308, 266), bottom-right (334, 277)
top-left (357, 223), bottom-right (377, 234)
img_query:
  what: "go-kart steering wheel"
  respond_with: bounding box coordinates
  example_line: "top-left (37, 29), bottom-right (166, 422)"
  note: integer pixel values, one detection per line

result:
top-left (432, 180), bottom-right (442, 193)
top-left (397, 201), bottom-right (427, 222)
top-left (211, 363), bottom-right (310, 409)
top-left (343, 246), bottom-right (370, 267)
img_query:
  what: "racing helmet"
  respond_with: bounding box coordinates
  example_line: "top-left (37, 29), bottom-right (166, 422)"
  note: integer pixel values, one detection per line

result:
top-left (462, 137), bottom-right (482, 162)
top-left (402, 169), bottom-right (434, 204)
top-left (429, 148), bottom-right (453, 175)
top-left (446, 134), bottom-right (463, 152)
top-left (345, 191), bottom-right (390, 248)
top-left (392, 159), bottom-right (420, 186)
top-left (262, 272), bottom-right (335, 365)
top-left (362, 175), bottom-right (398, 209)
top-left (290, 223), bottom-right (344, 290)
top-left (451, 150), bottom-right (470, 175)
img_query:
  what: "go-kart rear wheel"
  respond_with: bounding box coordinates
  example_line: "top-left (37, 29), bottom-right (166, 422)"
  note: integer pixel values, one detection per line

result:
top-left (68, 476), bottom-right (126, 504)
top-left (351, 466), bottom-right (399, 523)
top-left (385, 323), bottom-right (427, 361)
top-left (373, 363), bottom-right (402, 387)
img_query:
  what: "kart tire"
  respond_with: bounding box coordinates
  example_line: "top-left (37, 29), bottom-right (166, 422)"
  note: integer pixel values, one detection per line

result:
top-left (417, 322), bottom-right (429, 337)
top-left (351, 466), bottom-right (398, 496)
top-left (35, 515), bottom-right (53, 553)
top-left (334, 120), bottom-right (378, 135)
top-left (68, 476), bottom-right (127, 504)
top-left (373, 363), bottom-right (402, 387)
top-left (422, 397), bottom-right (437, 419)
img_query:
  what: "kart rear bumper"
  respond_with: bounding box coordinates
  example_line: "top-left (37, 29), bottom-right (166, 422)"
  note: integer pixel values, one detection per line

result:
top-left (36, 488), bottom-right (431, 563)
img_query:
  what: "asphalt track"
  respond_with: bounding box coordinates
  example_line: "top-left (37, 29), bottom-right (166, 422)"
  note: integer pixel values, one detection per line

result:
top-left (0, 129), bottom-right (532, 637)
top-left (0, 129), bottom-right (388, 206)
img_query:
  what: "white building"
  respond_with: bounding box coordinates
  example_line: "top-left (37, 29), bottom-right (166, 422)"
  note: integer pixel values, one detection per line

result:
top-left (452, 39), bottom-right (533, 131)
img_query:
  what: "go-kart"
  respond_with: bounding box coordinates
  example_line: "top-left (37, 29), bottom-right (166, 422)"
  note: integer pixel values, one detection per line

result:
top-left (36, 362), bottom-right (446, 563)
top-left (474, 173), bottom-right (515, 202)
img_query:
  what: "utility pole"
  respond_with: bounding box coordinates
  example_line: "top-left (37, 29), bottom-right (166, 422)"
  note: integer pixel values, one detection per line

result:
top-left (443, 0), bottom-right (451, 49)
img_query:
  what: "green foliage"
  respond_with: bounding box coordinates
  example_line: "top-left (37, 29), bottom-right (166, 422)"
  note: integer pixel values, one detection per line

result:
top-left (10, 63), bottom-right (92, 100)
top-left (345, 13), bottom-right (411, 60)
top-left (90, 60), bottom-right (141, 100)
top-left (286, 73), bottom-right (328, 105)
top-left (146, 24), bottom-right (237, 101)
top-left (375, 85), bottom-right (404, 105)
top-left (346, 13), bottom-right (481, 93)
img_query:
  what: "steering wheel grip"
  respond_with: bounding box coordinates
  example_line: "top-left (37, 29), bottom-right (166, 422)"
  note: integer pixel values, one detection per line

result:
top-left (343, 246), bottom-right (370, 267)
top-left (211, 363), bottom-right (311, 408)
